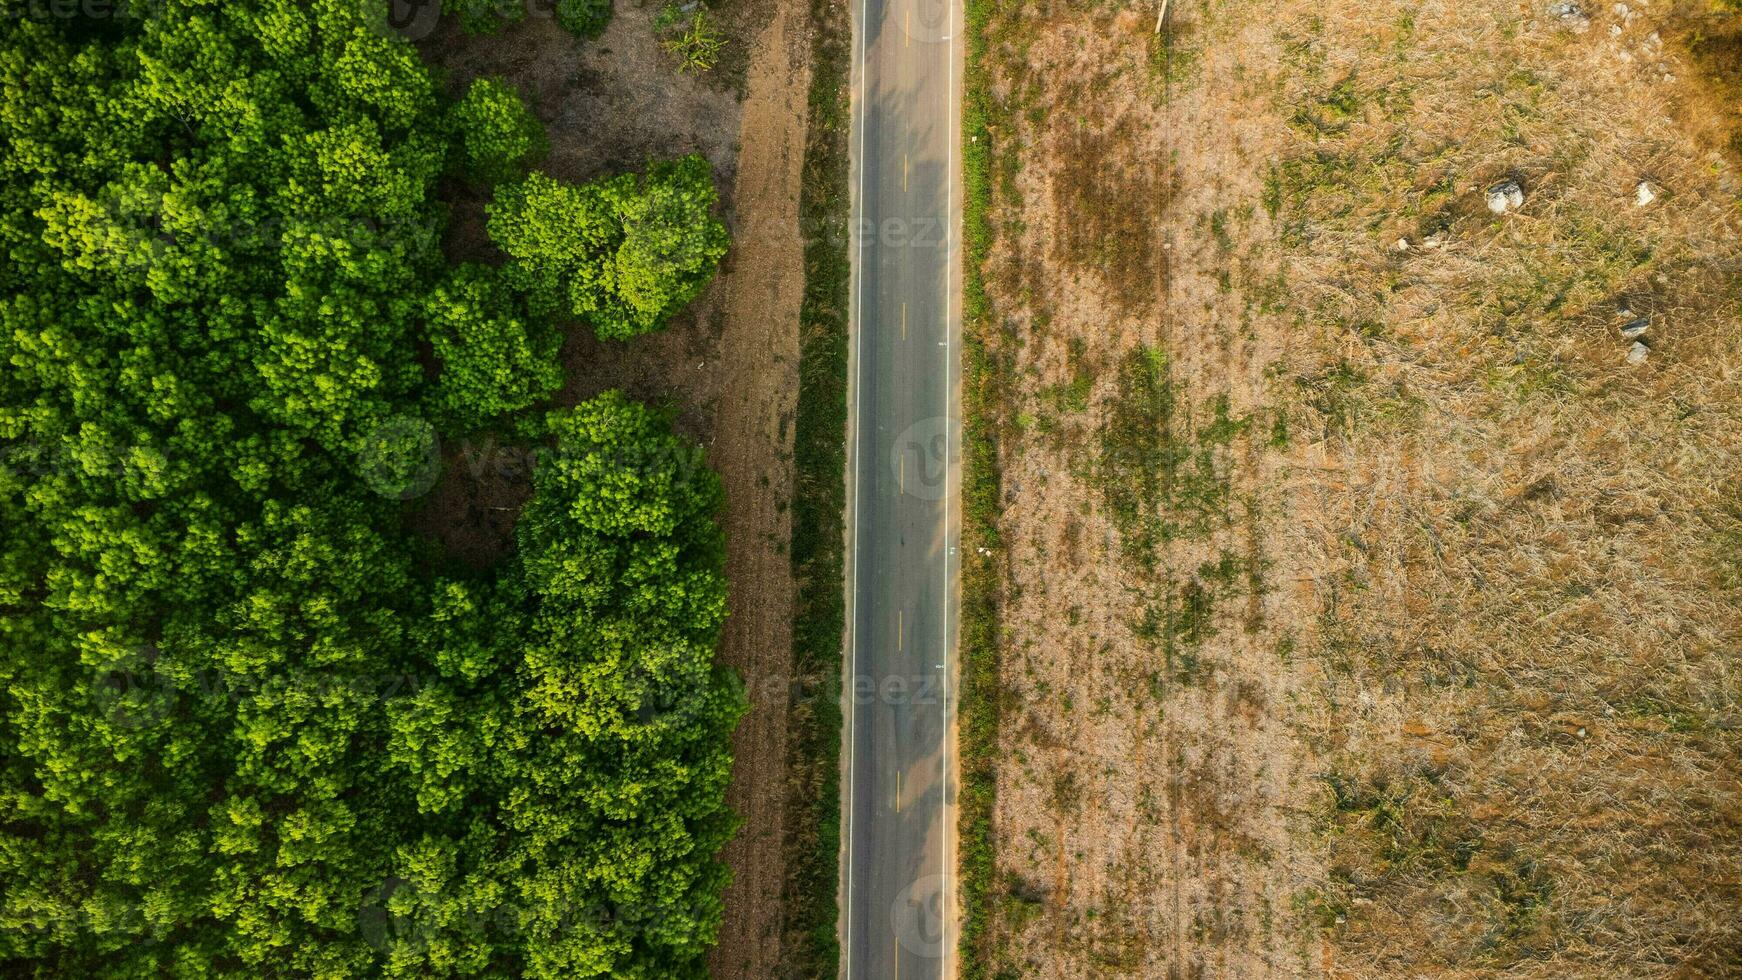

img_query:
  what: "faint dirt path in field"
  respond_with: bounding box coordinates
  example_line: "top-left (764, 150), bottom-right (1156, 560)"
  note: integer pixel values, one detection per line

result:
top-left (707, 1), bottom-right (814, 976)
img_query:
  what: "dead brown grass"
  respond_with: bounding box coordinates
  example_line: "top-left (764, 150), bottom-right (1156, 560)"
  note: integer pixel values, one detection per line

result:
top-left (971, 0), bottom-right (1742, 976)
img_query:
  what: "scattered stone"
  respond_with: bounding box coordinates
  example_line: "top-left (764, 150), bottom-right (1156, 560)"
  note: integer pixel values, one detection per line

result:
top-left (1620, 317), bottom-right (1650, 339)
top-left (1423, 232), bottom-right (1448, 249)
top-left (1393, 237), bottom-right (1411, 252)
top-left (1634, 179), bottom-right (1660, 207)
top-left (1487, 179), bottom-right (1526, 215)
top-left (1626, 341), bottom-right (1650, 366)
top-left (1547, 0), bottom-right (1591, 31)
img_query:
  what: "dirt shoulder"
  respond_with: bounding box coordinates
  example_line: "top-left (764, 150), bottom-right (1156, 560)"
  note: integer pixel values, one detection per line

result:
top-left (705, 2), bottom-right (813, 975)
top-left (417, 4), bottom-right (814, 975)
top-left (966, 0), bottom-right (1742, 977)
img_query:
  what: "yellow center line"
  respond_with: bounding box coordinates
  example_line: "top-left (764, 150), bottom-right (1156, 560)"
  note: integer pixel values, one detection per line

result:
top-left (904, 8), bottom-right (910, 46)
top-left (903, 153), bottom-right (909, 192)
top-left (899, 453), bottom-right (905, 493)
top-left (894, 937), bottom-right (901, 979)
top-left (896, 770), bottom-right (902, 812)
top-left (901, 301), bottom-right (907, 340)
top-left (897, 610), bottom-right (904, 650)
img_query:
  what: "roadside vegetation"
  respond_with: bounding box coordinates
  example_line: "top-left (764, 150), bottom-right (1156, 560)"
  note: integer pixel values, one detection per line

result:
top-left (0, 3), bottom-right (741, 976)
top-left (965, 0), bottom-right (1742, 976)
top-left (778, 0), bottom-right (853, 972)
top-left (957, 0), bottom-right (1006, 970)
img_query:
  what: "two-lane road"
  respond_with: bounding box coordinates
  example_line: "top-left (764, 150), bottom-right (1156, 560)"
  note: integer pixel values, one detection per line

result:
top-left (840, 0), bottom-right (960, 975)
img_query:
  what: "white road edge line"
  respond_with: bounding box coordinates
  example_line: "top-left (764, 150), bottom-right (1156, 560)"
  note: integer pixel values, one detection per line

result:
top-left (942, 0), bottom-right (958, 974)
top-left (842, 0), bottom-right (868, 968)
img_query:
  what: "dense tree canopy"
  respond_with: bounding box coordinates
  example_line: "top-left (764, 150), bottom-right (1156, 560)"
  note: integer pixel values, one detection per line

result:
top-left (0, 2), bottom-right (737, 977)
top-left (487, 156), bottom-right (731, 340)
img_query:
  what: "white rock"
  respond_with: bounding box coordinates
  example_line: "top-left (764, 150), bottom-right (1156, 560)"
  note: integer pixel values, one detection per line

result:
top-left (1634, 180), bottom-right (1659, 207)
top-left (1620, 317), bottom-right (1649, 339)
top-left (1487, 180), bottom-right (1526, 215)
top-left (1393, 237), bottom-right (1411, 252)
top-left (1626, 341), bottom-right (1650, 365)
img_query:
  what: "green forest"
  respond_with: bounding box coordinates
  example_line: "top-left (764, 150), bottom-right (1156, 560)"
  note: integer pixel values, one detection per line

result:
top-left (0, 1), bottom-right (741, 976)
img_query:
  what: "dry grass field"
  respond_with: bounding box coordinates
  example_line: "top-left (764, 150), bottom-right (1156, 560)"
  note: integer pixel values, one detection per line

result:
top-left (966, 0), bottom-right (1742, 976)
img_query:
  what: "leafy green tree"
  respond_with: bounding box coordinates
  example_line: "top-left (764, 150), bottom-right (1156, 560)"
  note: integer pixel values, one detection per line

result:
top-left (451, 77), bottom-right (547, 186)
top-left (589, 154), bottom-right (731, 337)
top-left (487, 156), bottom-right (728, 339)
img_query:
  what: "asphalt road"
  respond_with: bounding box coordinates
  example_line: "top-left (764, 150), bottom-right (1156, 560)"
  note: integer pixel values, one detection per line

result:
top-left (840, 0), bottom-right (960, 975)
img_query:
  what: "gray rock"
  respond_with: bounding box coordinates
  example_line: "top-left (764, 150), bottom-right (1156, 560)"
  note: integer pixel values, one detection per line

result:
top-left (1626, 341), bottom-right (1650, 366)
top-left (1634, 179), bottom-right (1660, 207)
top-left (1620, 317), bottom-right (1649, 339)
top-left (1487, 179), bottom-right (1526, 215)
top-left (1547, 0), bottom-right (1591, 31)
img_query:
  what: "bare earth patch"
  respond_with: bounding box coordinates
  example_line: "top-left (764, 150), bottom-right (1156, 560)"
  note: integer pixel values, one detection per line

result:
top-left (971, 0), bottom-right (1742, 976)
top-left (416, 3), bottom-right (814, 975)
